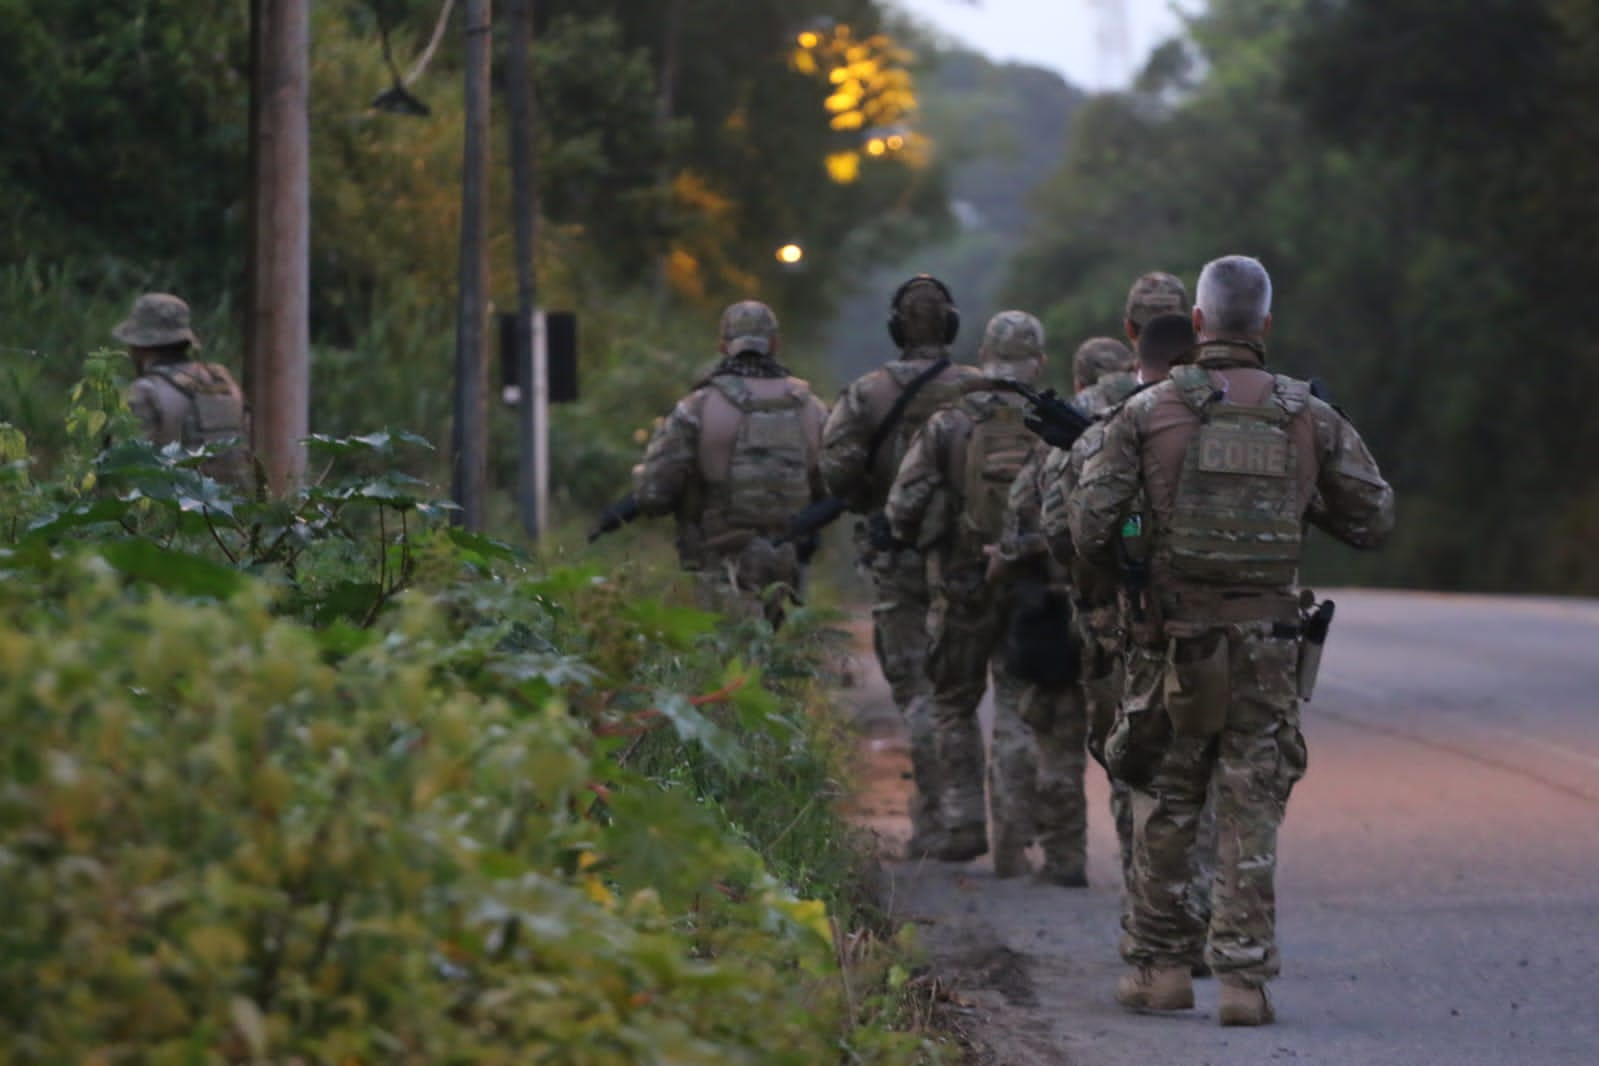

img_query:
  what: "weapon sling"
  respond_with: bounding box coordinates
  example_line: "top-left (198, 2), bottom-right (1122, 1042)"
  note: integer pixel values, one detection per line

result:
top-left (864, 357), bottom-right (951, 473)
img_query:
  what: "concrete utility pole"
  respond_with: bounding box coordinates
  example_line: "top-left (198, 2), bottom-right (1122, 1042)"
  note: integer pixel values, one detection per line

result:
top-left (246, 0), bottom-right (311, 495)
top-left (453, 0), bottom-right (493, 531)
top-left (505, 0), bottom-right (542, 540)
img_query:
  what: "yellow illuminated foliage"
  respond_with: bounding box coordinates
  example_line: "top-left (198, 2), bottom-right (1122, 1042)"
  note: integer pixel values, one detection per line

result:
top-left (825, 151), bottom-right (861, 183)
top-left (791, 20), bottom-right (924, 184)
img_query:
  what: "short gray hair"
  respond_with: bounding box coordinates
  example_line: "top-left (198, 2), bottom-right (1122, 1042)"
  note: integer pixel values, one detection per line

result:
top-left (1195, 255), bottom-right (1272, 336)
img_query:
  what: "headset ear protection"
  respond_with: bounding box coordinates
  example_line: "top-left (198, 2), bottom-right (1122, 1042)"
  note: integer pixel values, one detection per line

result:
top-left (887, 274), bottom-right (960, 348)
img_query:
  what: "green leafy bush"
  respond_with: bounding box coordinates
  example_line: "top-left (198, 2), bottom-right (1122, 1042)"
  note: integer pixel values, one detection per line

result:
top-left (0, 358), bottom-right (946, 1064)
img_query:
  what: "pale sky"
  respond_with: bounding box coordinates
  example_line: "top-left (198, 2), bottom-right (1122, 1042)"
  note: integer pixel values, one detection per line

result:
top-left (890, 0), bottom-right (1198, 90)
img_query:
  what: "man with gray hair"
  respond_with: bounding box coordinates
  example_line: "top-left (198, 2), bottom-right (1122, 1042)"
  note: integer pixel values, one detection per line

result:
top-left (1068, 254), bottom-right (1394, 1025)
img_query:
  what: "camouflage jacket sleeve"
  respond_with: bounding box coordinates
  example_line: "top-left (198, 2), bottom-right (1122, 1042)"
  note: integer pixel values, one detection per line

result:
top-left (1039, 442), bottom-right (1083, 566)
top-left (806, 392), bottom-right (831, 501)
top-left (997, 444), bottom-right (1050, 566)
top-left (632, 390), bottom-right (703, 517)
top-left (819, 376), bottom-right (875, 509)
top-left (1305, 400), bottom-right (1396, 549)
top-left (1065, 405), bottom-right (1141, 561)
top-left (884, 410), bottom-right (958, 548)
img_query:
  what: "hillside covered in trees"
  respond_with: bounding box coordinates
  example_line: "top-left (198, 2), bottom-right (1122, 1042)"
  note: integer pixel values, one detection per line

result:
top-left (1006, 0), bottom-right (1599, 594)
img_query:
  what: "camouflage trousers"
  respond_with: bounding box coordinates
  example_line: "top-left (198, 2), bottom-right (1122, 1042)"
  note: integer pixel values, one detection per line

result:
top-left (865, 543), bottom-right (938, 839)
top-left (1119, 622), bottom-right (1306, 985)
top-left (925, 569), bottom-right (1045, 848)
top-left (1014, 676), bottom-right (1088, 878)
top-left (1078, 602), bottom-right (1133, 883)
top-left (1081, 604), bottom-right (1215, 905)
top-left (694, 539), bottom-right (803, 629)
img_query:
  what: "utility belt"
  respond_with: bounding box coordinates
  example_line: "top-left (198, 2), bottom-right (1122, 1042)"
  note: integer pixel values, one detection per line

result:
top-left (1149, 584), bottom-right (1334, 738)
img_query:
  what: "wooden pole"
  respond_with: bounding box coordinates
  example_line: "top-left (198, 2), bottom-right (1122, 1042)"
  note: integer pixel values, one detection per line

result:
top-left (506, 0), bottom-right (541, 540)
top-left (453, 0), bottom-right (492, 531)
top-left (247, 0), bottom-right (311, 496)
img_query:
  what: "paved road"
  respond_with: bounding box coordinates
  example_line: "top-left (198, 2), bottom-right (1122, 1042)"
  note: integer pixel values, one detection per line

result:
top-left (872, 590), bottom-right (1599, 1065)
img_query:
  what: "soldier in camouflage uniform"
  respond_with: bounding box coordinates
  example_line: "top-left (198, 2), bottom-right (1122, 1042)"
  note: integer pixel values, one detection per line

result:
top-left (884, 311), bottom-right (1048, 867)
top-left (990, 429), bottom-right (1089, 884)
top-left (1067, 256), bottom-right (1394, 1025)
top-left (820, 276), bottom-right (984, 856)
top-left (633, 301), bottom-right (829, 627)
top-left (113, 292), bottom-right (251, 487)
top-left (1070, 337), bottom-right (1137, 415)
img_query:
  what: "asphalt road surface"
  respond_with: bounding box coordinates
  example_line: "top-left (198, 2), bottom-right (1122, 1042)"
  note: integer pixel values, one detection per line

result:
top-left (859, 590), bottom-right (1599, 1066)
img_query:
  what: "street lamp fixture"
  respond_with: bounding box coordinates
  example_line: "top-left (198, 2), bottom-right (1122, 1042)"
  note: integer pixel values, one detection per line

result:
top-left (776, 243), bottom-right (805, 265)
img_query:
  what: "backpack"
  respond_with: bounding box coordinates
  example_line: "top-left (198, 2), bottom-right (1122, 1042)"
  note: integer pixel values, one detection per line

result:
top-left (956, 391), bottom-right (1035, 556)
top-left (148, 362), bottom-right (251, 486)
top-left (1163, 365), bottom-right (1310, 586)
top-left (705, 376), bottom-right (814, 535)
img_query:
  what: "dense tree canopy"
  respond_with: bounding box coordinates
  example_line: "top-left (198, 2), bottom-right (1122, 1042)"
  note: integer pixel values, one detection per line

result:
top-left (1006, 0), bottom-right (1599, 594)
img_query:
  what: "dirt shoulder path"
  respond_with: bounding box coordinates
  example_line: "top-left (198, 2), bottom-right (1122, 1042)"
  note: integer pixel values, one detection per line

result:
top-left (844, 620), bottom-right (1139, 1066)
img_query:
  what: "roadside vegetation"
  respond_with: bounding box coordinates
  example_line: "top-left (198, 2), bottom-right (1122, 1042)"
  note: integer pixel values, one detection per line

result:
top-left (0, 359), bottom-right (952, 1062)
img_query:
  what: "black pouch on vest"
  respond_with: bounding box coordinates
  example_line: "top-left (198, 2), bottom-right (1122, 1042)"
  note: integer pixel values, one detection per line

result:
top-left (1004, 578), bottom-right (1079, 687)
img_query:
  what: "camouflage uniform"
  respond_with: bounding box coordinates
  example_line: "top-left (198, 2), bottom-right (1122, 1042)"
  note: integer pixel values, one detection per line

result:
top-left (884, 311), bottom-right (1045, 865)
top-left (993, 444), bottom-right (1088, 882)
top-left (113, 293), bottom-right (251, 487)
top-left (633, 301), bottom-right (828, 627)
top-left (820, 279), bottom-right (983, 848)
top-left (1066, 339), bottom-right (1394, 989)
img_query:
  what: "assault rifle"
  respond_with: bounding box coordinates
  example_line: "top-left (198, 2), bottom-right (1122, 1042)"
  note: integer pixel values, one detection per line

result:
top-left (586, 494), bottom-right (640, 543)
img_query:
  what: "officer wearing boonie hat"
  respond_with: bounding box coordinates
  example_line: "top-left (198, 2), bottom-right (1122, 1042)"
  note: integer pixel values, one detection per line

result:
top-left (113, 292), bottom-right (251, 486)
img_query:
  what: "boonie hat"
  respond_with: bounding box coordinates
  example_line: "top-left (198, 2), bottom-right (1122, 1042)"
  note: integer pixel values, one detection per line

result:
top-left (112, 292), bottom-right (202, 349)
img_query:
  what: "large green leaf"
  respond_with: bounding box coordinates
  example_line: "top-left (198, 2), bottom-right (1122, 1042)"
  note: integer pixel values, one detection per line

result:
top-left (96, 540), bottom-right (247, 599)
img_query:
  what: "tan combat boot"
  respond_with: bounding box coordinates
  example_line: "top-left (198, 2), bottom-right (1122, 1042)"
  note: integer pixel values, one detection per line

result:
top-left (933, 822), bottom-right (988, 862)
top-left (1217, 980), bottom-right (1274, 1026)
top-left (1114, 966), bottom-right (1194, 1012)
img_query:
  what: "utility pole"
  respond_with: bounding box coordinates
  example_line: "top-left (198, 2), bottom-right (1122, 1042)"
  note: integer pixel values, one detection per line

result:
top-left (453, 0), bottom-right (492, 531)
top-left (505, 0), bottom-right (542, 539)
top-left (246, 0), bottom-right (311, 495)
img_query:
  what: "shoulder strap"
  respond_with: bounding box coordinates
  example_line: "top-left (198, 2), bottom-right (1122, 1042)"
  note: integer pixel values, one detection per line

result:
top-left (146, 363), bottom-right (197, 398)
top-left (865, 358), bottom-right (950, 469)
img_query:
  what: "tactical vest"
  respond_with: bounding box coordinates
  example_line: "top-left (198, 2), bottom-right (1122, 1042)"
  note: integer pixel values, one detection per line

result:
top-left (1162, 365), bottom-right (1310, 587)
top-left (147, 362), bottom-right (251, 485)
top-left (956, 391), bottom-right (1035, 559)
top-left (700, 376), bottom-right (814, 541)
top-left (870, 362), bottom-right (971, 496)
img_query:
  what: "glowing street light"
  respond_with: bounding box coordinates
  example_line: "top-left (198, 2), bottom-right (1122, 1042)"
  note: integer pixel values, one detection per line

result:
top-left (797, 30), bottom-right (820, 49)
top-left (776, 243), bottom-right (805, 265)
